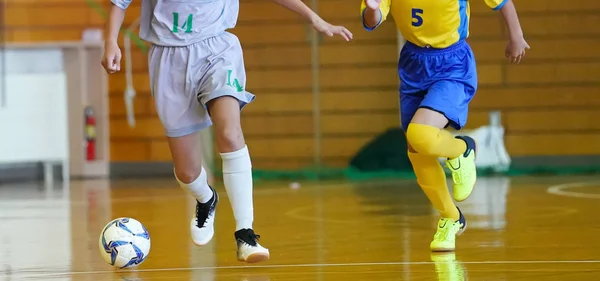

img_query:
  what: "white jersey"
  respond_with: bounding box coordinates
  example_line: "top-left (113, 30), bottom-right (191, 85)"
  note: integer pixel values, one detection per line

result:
top-left (111, 0), bottom-right (239, 46)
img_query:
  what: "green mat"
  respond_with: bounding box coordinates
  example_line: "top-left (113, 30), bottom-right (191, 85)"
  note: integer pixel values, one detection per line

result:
top-left (224, 165), bottom-right (600, 182)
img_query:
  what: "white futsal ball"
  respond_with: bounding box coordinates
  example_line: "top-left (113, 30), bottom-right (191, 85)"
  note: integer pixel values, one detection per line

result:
top-left (98, 217), bottom-right (151, 268)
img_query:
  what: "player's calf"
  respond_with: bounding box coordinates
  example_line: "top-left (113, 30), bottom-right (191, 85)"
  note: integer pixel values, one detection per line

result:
top-left (445, 136), bottom-right (477, 202)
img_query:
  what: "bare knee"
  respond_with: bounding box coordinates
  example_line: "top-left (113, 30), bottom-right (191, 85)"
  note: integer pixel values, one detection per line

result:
top-left (206, 96), bottom-right (246, 153)
top-left (172, 153), bottom-right (202, 183)
top-left (175, 167), bottom-right (201, 184)
top-left (215, 126), bottom-right (245, 153)
top-left (411, 108), bottom-right (449, 129)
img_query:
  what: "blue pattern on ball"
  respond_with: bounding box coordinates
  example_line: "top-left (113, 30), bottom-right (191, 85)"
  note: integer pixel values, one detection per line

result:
top-left (101, 218), bottom-right (150, 268)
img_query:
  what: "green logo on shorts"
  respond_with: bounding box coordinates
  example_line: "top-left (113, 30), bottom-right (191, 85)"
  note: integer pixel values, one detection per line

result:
top-left (172, 12), bottom-right (193, 33)
top-left (226, 70), bottom-right (244, 92)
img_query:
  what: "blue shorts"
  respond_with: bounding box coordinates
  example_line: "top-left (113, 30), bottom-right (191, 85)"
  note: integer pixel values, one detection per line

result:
top-left (398, 40), bottom-right (477, 131)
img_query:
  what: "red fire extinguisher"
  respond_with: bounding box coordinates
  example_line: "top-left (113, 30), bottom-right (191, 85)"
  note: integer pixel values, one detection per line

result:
top-left (84, 106), bottom-right (96, 161)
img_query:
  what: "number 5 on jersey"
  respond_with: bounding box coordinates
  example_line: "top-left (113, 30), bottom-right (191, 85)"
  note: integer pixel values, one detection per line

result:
top-left (411, 8), bottom-right (423, 27)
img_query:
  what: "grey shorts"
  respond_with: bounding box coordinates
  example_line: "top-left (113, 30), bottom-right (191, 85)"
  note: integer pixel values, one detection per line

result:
top-left (148, 32), bottom-right (255, 137)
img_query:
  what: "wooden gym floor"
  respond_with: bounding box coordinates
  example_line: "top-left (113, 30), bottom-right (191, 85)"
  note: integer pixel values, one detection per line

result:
top-left (1, 175), bottom-right (600, 280)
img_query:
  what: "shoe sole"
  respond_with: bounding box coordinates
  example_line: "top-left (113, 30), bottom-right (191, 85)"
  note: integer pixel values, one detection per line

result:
top-left (238, 252), bottom-right (270, 263)
top-left (454, 137), bottom-right (478, 202)
top-left (191, 237), bottom-right (213, 247)
top-left (431, 248), bottom-right (455, 252)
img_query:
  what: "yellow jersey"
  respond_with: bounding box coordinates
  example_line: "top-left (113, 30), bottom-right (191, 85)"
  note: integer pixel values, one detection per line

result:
top-left (361, 0), bottom-right (507, 48)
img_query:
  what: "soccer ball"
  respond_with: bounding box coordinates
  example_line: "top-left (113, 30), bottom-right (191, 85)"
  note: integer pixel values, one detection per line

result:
top-left (98, 217), bottom-right (151, 268)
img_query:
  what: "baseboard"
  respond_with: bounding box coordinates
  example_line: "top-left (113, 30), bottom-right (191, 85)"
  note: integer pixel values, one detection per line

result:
top-left (109, 162), bottom-right (174, 178)
top-left (0, 163), bottom-right (62, 184)
top-left (0, 162), bottom-right (175, 183)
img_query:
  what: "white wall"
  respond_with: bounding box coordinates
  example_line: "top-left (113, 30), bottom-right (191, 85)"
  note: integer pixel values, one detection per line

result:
top-left (0, 49), bottom-right (68, 165)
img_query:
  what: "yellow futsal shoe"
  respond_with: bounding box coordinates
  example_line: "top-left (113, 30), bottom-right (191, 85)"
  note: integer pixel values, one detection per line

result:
top-left (445, 136), bottom-right (477, 202)
top-left (430, 208), bottom-right (466, 252)
top-left (430, 252), bottom-right (468, 281)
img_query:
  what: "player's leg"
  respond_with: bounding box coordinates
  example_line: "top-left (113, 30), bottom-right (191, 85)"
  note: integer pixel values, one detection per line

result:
top-left (198, 32), bottom-right (269, 263)
top-left (409, 82), bottom-right (474, 252)
top-left (400, 41), bottom-right (476, 252)
top-left (405, 47), bottom-right (478, 203)
top-left (413, 82), bottom-right (477, 252)
top-left (401, 94), bottom-right (461, 230)
top-left (149, 44), bottom-right (218, 246)
top-left (169, 133), bottom-right (218, 247)
top-left (398, 43), bottom-right (464, 251)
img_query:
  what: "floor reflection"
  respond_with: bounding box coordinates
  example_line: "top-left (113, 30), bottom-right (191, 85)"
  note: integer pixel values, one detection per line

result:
top-left (1, 176), bottom-right (600, 280)
top-left (430, 252), bottom-right (467, 281)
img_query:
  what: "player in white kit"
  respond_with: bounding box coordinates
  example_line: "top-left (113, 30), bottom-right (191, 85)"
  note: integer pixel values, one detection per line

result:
top-left (101, 0), bottom-right (352, 263)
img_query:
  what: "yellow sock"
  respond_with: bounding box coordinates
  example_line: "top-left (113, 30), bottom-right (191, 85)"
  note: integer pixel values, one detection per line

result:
top-left (408, 151), bottom-right (460, 220)
top-left (406, 123), bottom-right (466, 159)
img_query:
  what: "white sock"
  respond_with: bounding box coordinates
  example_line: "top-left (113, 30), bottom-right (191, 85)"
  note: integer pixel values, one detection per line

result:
top-left (175, 167), bottom-right (213, 204)
top-left (220, 145), bottom-right (254, 231)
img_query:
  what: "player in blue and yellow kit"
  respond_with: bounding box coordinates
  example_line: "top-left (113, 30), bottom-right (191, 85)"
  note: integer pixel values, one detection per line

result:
top-left (361, 0), bottom-right (529, 251)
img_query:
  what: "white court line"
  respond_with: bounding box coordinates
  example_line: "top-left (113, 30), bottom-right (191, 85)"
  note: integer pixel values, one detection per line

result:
top-left (6, 260), bottom-right (600, 278)
top-left (547, 181), bottom-right (600, 199)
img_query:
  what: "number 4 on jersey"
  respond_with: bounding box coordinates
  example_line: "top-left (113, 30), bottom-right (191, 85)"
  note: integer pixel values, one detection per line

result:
top-left (226, 70), bottom-right (244, 92)
top-left (411, 8), bottom-right (423, 27)
top-left (172, 12), bottom-right (193, 33)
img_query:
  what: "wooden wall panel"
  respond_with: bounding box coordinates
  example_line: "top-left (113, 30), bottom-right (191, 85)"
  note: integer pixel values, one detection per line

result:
top-left (110, 118), bottom-right (164, 139)
top-left (321, 91), bottom-right (398, 111)
top-left (5, 6), bottom-right (91, 27)
top-left (110, 141), bottom-right (149, 162)
top-left (109, 95), bottom-right (152, 116)
top-left (149, 141), bottom-right (171, 161)
top-left (470, 0), bottom-right (600, 13)
top-left (321, 114), bottom-right (399, 135)
top-left (518, 14), bottom-right (600, 36)
top-left (471, 38), bottom-right (600, 61)
top-left (506, 134), bottom-right (600, 156)
top-left (506, 62), bottom-right (600, 84)
top-left (243, 93), bottom-right (313, 114)
top-left (11, 0), bottom-right (600, 168)
top-left (108, 0), bottom-right (600, 166)
top-left (243, 115), bottom-right (314, 137)
top-left (233, 24), bottom-right (308, 45)
top-left (505, 110), bottom-right (600, 132)
top-left (470, 86), bottom-right (600, 109)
